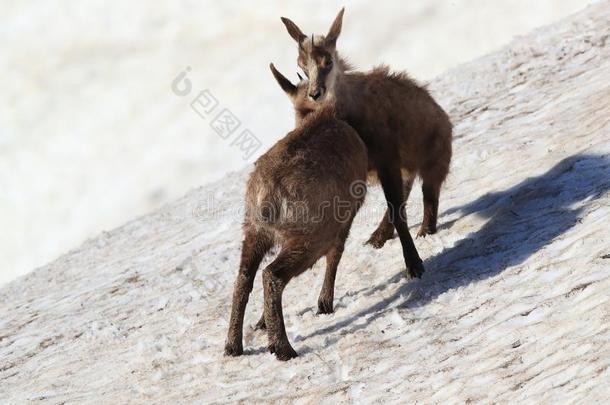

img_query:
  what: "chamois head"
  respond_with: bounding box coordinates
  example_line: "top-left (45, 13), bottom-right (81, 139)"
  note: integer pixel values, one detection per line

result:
top-left (280, 8), bottom-right (344, 102)
top-left (269, 63), bottom-right (319, 125)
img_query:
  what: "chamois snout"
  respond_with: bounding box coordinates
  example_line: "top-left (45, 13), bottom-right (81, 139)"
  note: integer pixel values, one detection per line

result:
top-left (309, 85), bottom-right (325, 101)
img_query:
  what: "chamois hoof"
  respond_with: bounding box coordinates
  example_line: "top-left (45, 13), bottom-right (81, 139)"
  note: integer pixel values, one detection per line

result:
top-left (271, 344), bottom-right (298, 361)
top-left (254, 316), bottom-right (266, 331)
top-left (364, 231), bottom-right (394, 249)
top-left (224, 342), bottom-right (244, 357)
top-left (407, 260), bottom-right (425, 279)
top-left (416, 225), bottom-right (437, 238)
top-left (317, 298), bottom-right (334, 314)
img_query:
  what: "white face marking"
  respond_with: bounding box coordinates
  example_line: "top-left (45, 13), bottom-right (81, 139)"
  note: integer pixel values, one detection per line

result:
top-left (299, 35), bottom-right (339, 102)
top-left (325, 62), bottom-right (339, 101)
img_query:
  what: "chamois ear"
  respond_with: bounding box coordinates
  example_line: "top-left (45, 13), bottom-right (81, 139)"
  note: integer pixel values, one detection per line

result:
top-left (270, 63), bottom-right (297, 99)
top-left (280, 16), bottom-right (306, 45)
top-left (325, 7), bottom-right (345, 49)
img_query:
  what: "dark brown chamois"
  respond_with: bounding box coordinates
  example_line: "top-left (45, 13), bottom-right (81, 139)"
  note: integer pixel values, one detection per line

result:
top-left (224, 65), bottom-right (368, 360)
top-left (281, 8), bottom-right (453, 278)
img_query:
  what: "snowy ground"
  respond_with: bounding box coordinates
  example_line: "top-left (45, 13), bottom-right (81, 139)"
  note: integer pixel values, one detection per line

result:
top-left (1, 1), bottom-right (609, 403)
top-left (0, 0), bottom-right (591, 285)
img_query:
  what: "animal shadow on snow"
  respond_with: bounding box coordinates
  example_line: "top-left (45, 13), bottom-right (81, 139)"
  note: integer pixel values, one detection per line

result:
top-left (299, 153), bottom-right (609, 346)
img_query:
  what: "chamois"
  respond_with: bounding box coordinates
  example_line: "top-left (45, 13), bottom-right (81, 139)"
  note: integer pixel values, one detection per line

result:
top-left (281, 8), bottom-right (453, 278)
top-left (224, 64), bottom-right (368, 360)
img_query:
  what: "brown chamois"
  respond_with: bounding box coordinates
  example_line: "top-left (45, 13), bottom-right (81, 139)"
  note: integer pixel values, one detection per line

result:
top-left (224, 64), bottom-right (368, 360)
top-left (281, 8), bottom-right (453, 278)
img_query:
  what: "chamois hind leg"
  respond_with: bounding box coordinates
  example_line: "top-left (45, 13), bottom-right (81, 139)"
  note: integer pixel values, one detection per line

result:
top-left (418, 180), bottom-right (441, 237)
top-left (365, 174), bottom-right (415, 249)
top-left (317, 219), bottom-right (353, 314)
top-left (256, 220), bottom-right (355, 328)
top-left (418, 160), bottom-right (448, 237)
top-left (263, 243), bottom-right (317, 361)
top-left (418, 126), bottom-right (451, 237)
top-left (225, 226), bottom-right (273, 356)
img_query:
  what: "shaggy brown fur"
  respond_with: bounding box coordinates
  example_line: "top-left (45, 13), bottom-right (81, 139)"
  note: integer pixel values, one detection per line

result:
top-left (224, 67), bottom-right (368, 360)
top-left (281, 8), bottom-right (453, 278)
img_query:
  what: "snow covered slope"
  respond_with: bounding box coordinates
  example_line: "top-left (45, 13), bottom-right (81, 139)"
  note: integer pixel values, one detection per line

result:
top-left (0, 0), bottom-right (589, 286)
top-left (1, 2), bottom-right (609, 403)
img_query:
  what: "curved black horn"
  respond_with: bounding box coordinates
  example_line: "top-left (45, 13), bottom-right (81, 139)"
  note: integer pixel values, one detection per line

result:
top-left (269, 63), bottom-right (297, 97)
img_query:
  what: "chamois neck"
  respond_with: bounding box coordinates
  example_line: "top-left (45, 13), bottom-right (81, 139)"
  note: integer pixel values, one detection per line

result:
top-left (328, 67), bottom-right (352, 114)
top-left (331, 52), bottom-right (353, 96)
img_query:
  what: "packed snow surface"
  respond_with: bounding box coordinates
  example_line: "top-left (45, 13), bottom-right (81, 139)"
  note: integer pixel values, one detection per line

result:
top-left (0, 0), bottom-right (590, 284)
top-left (1, 2), bottom-right (609, 403)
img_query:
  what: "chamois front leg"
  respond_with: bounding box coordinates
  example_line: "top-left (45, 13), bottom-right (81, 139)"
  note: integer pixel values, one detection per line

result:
top-left (365, 209), bottom-right (394, 249)
top-left (318, 221), bottom-right (351, 314)
top-left (366, 174), bottom-right (415, 248)
top-left (317, 246), bottom-right (341, 314)
top-left (376, 161), bottom-right (424, 278)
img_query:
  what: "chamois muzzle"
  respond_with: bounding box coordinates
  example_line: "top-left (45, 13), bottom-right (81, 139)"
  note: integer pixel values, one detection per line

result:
top-left (309, 86), bottom-right (325, 101)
